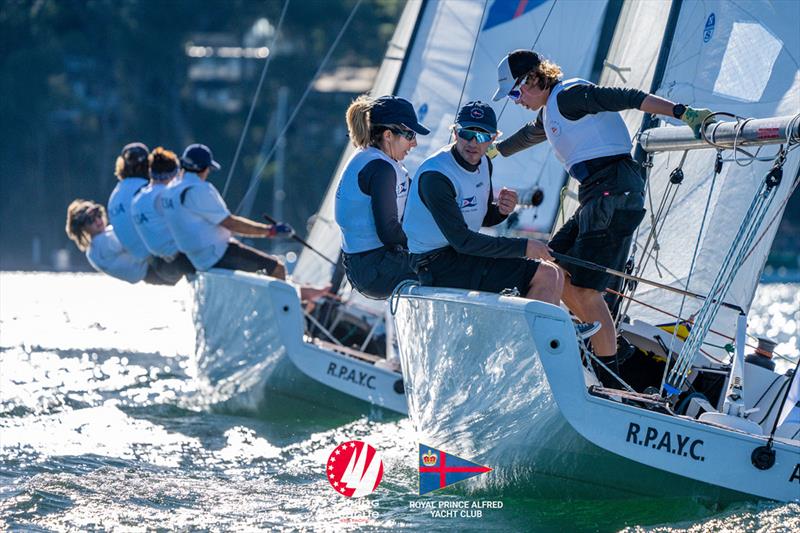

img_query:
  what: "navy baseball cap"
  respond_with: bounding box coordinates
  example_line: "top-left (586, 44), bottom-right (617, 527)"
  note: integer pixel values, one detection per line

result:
top-left (181, 143), bottom-right (221, 172)
top-left (492, 49), bottom-right (542, 101)
top-left (121, 142), bottom-right (150, 164)
top-left (370, 96), bottom-right (430, 135)
top-left (456, 101), bottom-right (497, 133)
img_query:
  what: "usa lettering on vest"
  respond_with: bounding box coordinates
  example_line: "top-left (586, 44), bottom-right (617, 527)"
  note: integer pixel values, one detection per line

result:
top-left (543, 78), bottom-right (632, 175)
top-left (131, 182), bottom-right (179, 258)
top-left (107, 177), bottom-right (151, 260)
top-left (162, 173), bottom-right (231, 271)
top-left (335, 147), bottom-right (410, 254)
top-left (404, 146), bottom-right (490, 254)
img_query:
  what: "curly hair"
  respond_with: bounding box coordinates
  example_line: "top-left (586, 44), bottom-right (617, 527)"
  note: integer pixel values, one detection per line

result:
top-left (149, 147), bottom-right (180, 181)
top-left (65, 199), bottom-right (106, 251)
top-left (524, 58), bottom-right (563, 91)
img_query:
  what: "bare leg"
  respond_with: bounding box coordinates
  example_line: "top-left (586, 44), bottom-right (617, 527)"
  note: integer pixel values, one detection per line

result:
top-left (560, 275), bottom-right (616, 356)
top-left (525, 261), bottom-right (563, 305)
top-left (300, 284), bottom-right (332, 303)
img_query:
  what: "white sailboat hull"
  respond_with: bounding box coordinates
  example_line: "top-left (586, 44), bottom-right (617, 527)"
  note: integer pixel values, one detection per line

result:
top-left (394, 286), bottom-right (798, 500)
top-left (191, 269), bottom-right (407, 415)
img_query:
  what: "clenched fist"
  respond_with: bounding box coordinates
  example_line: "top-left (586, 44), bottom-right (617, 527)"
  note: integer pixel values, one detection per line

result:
top-left (497, 187), bottom-right (518, 215)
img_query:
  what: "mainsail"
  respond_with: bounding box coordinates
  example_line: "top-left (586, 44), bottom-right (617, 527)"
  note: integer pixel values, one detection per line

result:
top-left (294, 0), bottom-right (615, 285)
top-left (625, 0), bottom-right (799, 339)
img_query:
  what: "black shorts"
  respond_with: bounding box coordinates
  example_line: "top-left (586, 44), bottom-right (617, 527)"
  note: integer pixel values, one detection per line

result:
top-left (212, 240), bottom-right (281, 275)
top-left (549, 191), bottom-right (646, 291)
top-left (343, 246), bottom-right (417, 299)
top-left (412, 247), bottom-right (539, 295)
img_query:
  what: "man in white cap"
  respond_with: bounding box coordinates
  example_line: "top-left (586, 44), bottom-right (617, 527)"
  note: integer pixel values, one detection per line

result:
top-left (162, 143), bottom-right (293, 276)
top-left (490, 49), bottom-right (714, 369)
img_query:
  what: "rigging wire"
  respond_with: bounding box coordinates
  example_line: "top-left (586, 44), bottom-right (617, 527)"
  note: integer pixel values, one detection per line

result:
top-left (233, 0), bottom-right (365, 214)
top-left (496, 0), bottom-right (559, 122)
top-left (221, 0), bottom-right (291, 199)
top-left (453, 0), bottom-right (490, 119)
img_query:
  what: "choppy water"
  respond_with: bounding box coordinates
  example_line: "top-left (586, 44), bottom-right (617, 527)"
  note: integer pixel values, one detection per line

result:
top-left (0, 272), bottom-right (797, 532)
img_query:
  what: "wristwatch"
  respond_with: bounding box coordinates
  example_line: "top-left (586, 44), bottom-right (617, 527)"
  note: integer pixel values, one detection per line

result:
top-left (672, 103), bottom-right (687, 119)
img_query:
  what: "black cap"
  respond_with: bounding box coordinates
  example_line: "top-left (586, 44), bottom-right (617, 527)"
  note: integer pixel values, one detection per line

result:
top-left (492, 49), bottom-right (542, 101)
top-left (370, 95), bottom-right (430, 135)
top-left (456, 101), bottom-right (497, 133)
top-left (181, 143), bottom-right (221, 172)
top-left (121, 142), bottom-right (150, 164)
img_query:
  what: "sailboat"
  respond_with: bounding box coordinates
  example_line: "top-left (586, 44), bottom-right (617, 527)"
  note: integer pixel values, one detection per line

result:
top-left (392, 0), bottom-right (800, 501)
top-left (189, 0), bottom-right (614, 415)
top-left (187, 2), bottom-right (430, 416)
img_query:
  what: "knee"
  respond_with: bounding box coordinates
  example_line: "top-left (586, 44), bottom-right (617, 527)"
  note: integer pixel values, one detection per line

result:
top-left (532, 262), bottom-right (563, 294)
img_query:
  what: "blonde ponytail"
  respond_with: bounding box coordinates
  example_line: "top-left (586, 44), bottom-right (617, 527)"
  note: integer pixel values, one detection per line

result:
top-left (346, 95), bottom-right (374, 148)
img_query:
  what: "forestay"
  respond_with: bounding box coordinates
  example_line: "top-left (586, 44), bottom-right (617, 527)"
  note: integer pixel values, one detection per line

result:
top-left (626, 0), bottom-right (800, 347)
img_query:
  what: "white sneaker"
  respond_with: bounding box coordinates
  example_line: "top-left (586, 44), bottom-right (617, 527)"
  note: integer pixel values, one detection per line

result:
top-left (575, 321), bottom-right (602, 340)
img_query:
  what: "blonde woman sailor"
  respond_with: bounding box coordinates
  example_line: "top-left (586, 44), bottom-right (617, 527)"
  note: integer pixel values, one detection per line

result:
top-left (334, 95), bottom-right (429, 299)
top-left (65, 199), bottom-right (172, 285)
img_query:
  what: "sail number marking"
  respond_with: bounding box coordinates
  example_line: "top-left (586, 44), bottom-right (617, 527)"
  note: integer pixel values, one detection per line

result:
top-left (625, 422), bottom-right (705, 461)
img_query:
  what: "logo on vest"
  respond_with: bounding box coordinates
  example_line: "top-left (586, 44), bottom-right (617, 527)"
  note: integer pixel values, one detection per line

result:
top-left (397, 181), bottom-right (408, 195)
top-left (549, 120), bottom-right (562, 137)
top-left (703, 13), bottom-right (715, 43)
top-left (461, 196), bottom-right (478, 209)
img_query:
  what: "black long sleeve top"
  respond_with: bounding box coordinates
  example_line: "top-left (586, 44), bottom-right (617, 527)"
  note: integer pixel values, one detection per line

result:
top-left (357, 158), bottom-right (407, 247)
top-left (415, 146), bottom-right (527, 258)
top-left (497, 83), bottom-right (648, 156)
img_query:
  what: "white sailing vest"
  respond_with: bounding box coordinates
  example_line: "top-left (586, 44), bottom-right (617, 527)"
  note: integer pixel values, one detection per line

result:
top-left (543, 78), bottom-right (632, 175)
top-left (131, 182), bottom-right (179, 259)
top-left (334, 147), bottom-right (410, 253)
top-left (403, 145), bottom-right (491, 254)
top-left (107, 177), bottom-right (150, 260)
top-left (162, 173), bottom-right (231, 271)
top-left (86, 226), bottom-right (148, 283)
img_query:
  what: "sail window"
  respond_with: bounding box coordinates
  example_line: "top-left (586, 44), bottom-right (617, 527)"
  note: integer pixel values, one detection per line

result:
top-left (713, 22), bottom-right (783, 102)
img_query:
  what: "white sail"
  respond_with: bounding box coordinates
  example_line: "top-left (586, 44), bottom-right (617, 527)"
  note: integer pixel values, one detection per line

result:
top-left (293, 0), bottom-right (424, 286)
top-left (294, 0), bottom-right (613, 284)
top-left (626, 0), bottom-right (800, 338)
top-left (556, 0), bottom-right (674, 227)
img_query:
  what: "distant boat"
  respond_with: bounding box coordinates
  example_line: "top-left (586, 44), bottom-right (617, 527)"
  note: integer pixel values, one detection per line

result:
top-left (393, 0), bottom-right (800, 501)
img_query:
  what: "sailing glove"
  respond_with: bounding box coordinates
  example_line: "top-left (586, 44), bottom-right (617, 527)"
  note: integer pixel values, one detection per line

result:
top-left (680, 107), bottom-right (715, 138)
top-left (268, 223), bottom-right (294, 238)
top-left (486, 143), bottom-right (500, 159)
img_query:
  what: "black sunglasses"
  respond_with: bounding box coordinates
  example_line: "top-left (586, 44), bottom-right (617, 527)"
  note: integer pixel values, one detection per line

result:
top-left (382, 125), bottom-right (416, 141)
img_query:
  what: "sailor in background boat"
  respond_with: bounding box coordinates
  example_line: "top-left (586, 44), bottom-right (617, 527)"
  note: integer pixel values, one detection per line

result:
top-left (130, 147), bottom-right (196, 284)
top-left (402, 101), bottom-right (566, 308)
top-left (335, 95), bottom-right (429, 299)
top-left (65, 199), bottom-right (174, 284)
top-left (491, 50), bottom-right (714, 365)
top-left (107, 143), bottom-right (156, 264)
top-left (162, 143), bottom-right (293, 277)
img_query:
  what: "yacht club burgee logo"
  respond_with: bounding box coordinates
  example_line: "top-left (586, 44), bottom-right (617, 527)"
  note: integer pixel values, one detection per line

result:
top-left (418, 444), bottom-right (491, 495)
top-left (327, 440), bottom-right (384, 498)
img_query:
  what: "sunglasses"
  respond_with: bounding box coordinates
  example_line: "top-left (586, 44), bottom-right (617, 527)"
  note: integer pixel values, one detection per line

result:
top-left (456, 128), bottom-right (493, 144)
top-left (508, 72), bottom-right (533, 101)
top-left (389, 126), bottom-right (416, 141)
